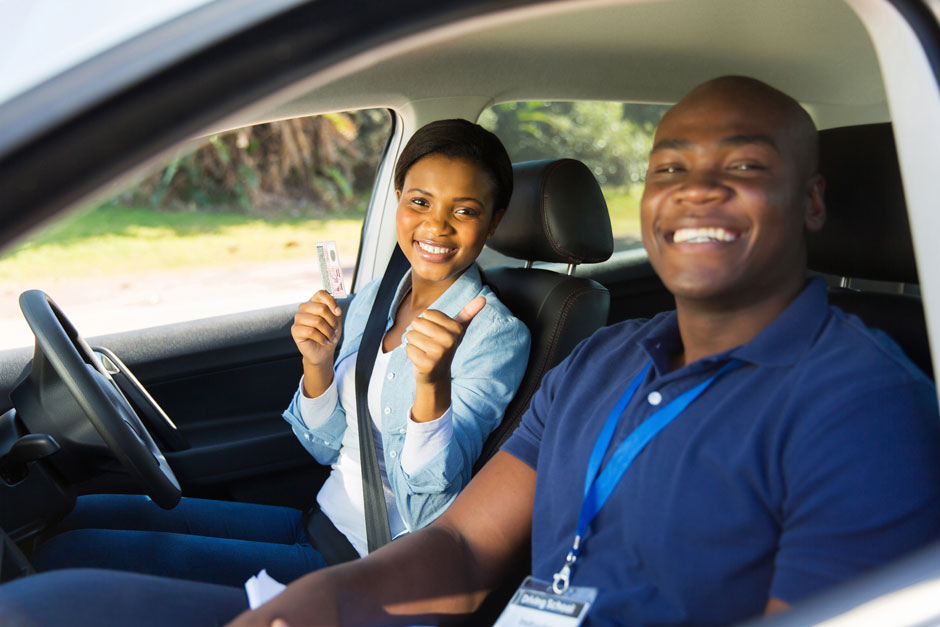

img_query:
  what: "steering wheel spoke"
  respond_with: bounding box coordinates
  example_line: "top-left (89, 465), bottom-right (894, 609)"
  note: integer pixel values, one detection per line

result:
top-left (12, 290), bottom-right (181, 508)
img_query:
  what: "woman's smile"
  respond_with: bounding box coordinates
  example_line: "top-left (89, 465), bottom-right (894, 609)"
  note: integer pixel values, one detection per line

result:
top-left (413, 239), bottom-right (458, 260)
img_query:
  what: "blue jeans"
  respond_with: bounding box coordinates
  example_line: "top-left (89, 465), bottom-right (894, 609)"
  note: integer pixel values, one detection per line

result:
top-left (31, 495), bottom-right (327, 587)
top-left (0, 568), bottom-right (247, 627)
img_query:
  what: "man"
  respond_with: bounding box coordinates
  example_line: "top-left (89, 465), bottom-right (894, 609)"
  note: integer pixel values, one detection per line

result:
top-left (2, 77), bottom-right (938, 626)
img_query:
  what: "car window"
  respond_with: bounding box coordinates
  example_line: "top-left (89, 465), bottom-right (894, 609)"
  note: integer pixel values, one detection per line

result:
top-left (477, 100), bottom-right (668, 268)
top-left (0, 109), bottom-right (392, 349)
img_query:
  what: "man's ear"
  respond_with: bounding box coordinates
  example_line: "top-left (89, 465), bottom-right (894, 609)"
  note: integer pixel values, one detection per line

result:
top-left (804, 174), bottom-right (826, 233)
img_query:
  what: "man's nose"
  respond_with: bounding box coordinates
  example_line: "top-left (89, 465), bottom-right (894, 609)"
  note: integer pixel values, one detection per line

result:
top-left (674, 171), bottom-right (730, 204)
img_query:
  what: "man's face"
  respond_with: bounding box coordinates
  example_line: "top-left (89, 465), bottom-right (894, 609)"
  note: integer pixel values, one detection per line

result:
top-left (640, 88), bottom-right (824, 308)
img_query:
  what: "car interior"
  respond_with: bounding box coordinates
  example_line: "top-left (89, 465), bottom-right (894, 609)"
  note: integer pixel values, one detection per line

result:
top-left (1, 0), bottom-right (939, 624)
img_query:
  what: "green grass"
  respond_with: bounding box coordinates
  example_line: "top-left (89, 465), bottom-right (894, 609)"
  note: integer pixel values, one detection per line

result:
top-left (604, 185), bottom-right (643, 244)
top-left (0, 204), bottom-right (364, 282)
top-left (0, 187), bottom-right (643, 284)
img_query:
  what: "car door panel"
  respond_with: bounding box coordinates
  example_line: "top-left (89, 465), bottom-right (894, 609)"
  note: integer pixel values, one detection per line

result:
top-left (0, 297), bottom-right (352, 510)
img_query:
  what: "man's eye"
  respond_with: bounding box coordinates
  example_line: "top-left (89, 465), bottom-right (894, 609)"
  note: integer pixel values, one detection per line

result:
top-left (654, 165), bottom-right (683, 174)
top-left (731, 162), bottom-right (765, 171)
top-left (455, 207), bottom-right (479, 217)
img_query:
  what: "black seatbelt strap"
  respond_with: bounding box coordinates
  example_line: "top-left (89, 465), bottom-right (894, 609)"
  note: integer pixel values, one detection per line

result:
top-left (355, 245), bottom-right (410, 553)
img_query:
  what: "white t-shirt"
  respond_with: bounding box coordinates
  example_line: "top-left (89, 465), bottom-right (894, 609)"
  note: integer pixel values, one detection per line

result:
top-left (298, 346), bottom-right (453, 557)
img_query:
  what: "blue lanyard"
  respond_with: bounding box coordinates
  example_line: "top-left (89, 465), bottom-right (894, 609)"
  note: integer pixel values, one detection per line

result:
top-left (551, 358), bottom-right (742, 594)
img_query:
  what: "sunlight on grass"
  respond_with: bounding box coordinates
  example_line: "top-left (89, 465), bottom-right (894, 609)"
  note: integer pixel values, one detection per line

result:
top-left (0, 188), bottom-right (642, 285)
top-left (0, 204), bottom-right (364, 283)
top-left (604, 185), bottom-right (643, 244)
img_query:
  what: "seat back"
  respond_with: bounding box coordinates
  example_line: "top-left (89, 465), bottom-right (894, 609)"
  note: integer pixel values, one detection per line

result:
top-left (809, 123), bottom-right (932, 378)
top-left (473, 158), bottom-right (613, 473)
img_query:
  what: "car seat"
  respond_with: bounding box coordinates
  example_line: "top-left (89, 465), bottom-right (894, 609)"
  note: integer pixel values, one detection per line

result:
top-left (462, 158), bottom-right (612, 624)
top-left (472, 158), bottom-right (614, 473)
top-left (809, 123), bottom-right (933, 379)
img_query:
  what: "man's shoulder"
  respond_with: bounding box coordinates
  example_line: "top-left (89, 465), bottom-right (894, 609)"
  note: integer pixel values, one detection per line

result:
top-left (810, 304), bottom-right (932, 389)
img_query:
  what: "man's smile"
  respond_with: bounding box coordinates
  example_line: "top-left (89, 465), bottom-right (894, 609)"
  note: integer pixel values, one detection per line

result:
top-left (669, 226), bottom-right (741, 244)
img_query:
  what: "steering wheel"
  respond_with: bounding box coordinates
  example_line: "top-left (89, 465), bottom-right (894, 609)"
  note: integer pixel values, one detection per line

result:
top-left (16, 290), bottom-right (181, 508)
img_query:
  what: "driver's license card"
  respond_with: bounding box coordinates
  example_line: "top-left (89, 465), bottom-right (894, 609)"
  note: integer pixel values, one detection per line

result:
top-left (493, 576), bottom-right (596, 627)
top-left (315, 240), bottom-right (347, 298)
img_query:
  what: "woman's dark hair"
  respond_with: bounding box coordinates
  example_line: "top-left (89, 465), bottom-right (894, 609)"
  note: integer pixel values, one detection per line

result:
top-left (394, 119), bottom-right (513, 215)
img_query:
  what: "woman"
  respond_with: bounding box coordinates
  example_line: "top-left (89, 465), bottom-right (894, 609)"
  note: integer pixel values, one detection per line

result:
top-left (31, 119), bottom-right (530, 587)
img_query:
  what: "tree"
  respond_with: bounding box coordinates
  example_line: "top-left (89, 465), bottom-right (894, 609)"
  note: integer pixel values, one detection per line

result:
top-left (125, 110), bottom-right (391, 217)
top-left (479, 101), bottom-right (665, 187)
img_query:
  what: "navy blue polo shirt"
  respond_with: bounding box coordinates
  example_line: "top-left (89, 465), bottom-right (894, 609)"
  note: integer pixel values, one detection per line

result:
top-left (503, 278), bottom-right (940, 626)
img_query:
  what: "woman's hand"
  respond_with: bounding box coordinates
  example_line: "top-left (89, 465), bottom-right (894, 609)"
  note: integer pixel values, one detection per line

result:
top-left (405, 296), bottom-right (485, 422)
top-left (292, 291), bottom-right (343, 365)
top-left (292, 291), bottom-right (343, 398)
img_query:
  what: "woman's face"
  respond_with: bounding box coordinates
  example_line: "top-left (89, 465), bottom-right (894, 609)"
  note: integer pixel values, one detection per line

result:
top-left (396, 154), bottom-right (501, 289)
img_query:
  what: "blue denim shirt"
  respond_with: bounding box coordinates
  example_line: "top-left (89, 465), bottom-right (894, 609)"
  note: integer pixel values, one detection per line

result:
top-left (283, 263), bottom-right (530, 530)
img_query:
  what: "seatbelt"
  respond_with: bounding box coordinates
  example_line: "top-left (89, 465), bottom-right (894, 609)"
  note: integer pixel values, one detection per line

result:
top-left (355, 244), bottom-right (410, 553)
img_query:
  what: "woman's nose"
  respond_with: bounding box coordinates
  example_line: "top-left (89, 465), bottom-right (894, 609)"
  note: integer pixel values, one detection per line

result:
top-left (422, 210), bottom-right (454, 233)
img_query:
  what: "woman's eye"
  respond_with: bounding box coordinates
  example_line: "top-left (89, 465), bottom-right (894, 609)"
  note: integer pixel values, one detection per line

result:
top-left (654, 165), bottom-right (683, 174)
top-left (410, 197), bottom-right (430, 208)
top-left (455, 207), bottom-right (479, 217)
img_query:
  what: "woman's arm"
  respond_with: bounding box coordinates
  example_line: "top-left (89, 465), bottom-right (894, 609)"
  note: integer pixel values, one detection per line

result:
top-left (390, 295), bottom-right (531, 529)
top-left (281, 283), bottom-right (376, 464)
top-left (405, 296), bottom-right (486, 421)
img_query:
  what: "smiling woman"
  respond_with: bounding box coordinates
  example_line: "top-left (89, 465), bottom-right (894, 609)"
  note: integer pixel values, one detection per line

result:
top-left (27, 119), bottom-right (532, 587)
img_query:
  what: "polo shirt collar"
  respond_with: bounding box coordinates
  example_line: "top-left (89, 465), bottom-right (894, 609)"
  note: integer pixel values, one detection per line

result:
top-left (730, 277), bottom-right (829, 367)
top-left (390, 263), bottom-right (482, 322)
top-left (640, 277), bottom-right (830, 374)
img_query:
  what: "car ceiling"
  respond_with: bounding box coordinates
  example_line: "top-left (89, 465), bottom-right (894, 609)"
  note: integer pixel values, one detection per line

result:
top-left (247, 0), bottom-right (885, 131)
top-left (0, 0), bottom-right (890, 251)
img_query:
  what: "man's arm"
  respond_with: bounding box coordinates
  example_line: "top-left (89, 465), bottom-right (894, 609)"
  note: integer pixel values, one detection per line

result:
top-left (227, 451), bottom-right (536, 627)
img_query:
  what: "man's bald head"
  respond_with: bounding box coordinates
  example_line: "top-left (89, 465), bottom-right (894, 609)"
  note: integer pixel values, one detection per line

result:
top-left (661, 76), bottom-right (819, 178)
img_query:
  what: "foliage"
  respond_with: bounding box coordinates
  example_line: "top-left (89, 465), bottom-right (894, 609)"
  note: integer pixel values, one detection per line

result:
top-left (119, 110), bottom-right (390, 218)
top-left (479, 101), bottom-right (666, 187)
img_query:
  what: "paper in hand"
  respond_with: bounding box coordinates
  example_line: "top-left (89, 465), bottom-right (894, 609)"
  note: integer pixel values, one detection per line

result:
top-left (245, 569), bottom-right (287, 609)
top-left (316, 240), bottom-right (347, 298)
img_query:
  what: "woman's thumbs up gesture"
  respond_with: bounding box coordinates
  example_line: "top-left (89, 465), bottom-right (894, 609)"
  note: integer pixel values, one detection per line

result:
top-left (405, 296), bottom-right (485, 422)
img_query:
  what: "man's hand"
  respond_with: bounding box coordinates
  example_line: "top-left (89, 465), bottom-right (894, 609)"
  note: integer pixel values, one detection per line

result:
top-left (406, 296), bottom-right (485, 422)
top-left (225, 452), bottom-right (535, 627)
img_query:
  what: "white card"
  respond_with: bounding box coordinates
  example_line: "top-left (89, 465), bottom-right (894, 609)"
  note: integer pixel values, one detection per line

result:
top-left (315, 240), bottom-right (347, 298)
top-left (493, 576), bottom-right (596, 627)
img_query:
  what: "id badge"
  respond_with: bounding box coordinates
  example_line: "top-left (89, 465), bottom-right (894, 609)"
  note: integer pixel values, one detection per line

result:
top-left (493, 576), bottom-right (597, 627)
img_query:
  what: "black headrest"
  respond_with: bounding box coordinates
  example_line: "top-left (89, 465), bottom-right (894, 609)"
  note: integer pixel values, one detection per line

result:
top-left (809, 123), bottom-right (917, 284)
top-left (488, 159), bottom-right (613, 265)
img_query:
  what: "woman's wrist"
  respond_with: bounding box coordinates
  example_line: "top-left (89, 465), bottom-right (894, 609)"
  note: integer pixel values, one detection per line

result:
top-left (301, 358), bottom-right (335, 398)
top-left (412, 380), bottom-right (451, 422)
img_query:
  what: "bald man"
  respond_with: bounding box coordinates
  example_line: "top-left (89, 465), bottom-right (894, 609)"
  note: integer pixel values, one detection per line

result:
top-left (3, 77), bottom-right (939, 627)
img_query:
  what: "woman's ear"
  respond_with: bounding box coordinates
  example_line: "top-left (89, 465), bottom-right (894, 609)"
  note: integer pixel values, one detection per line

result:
top-left (395, 189), bottom-right (402, 202)
top-left (487, 209), bottom-right (505, 238)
